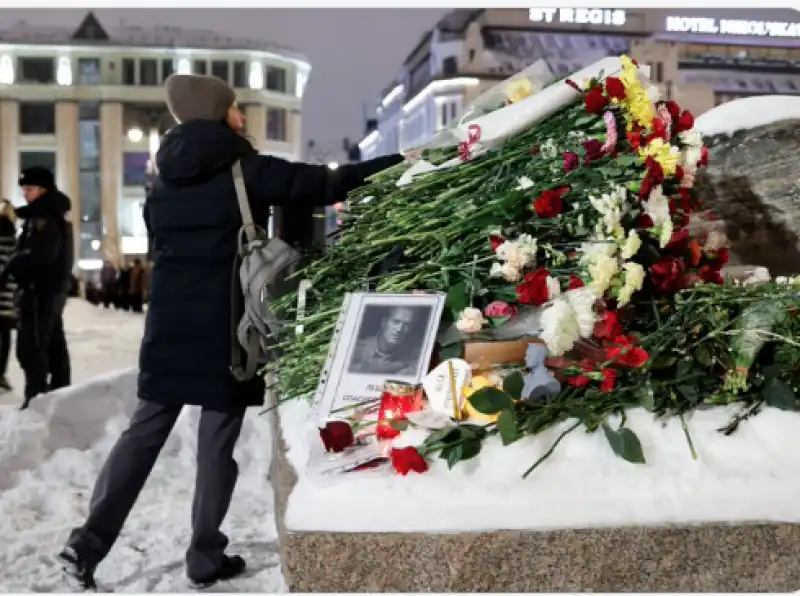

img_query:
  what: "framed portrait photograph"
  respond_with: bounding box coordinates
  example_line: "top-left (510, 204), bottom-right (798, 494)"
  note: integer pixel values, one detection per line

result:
top-left (310, 292), bottom-right (445, 423)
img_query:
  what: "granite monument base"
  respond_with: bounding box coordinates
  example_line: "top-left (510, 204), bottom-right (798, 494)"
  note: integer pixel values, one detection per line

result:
top-left (269, 409), bottom-right (800, 592)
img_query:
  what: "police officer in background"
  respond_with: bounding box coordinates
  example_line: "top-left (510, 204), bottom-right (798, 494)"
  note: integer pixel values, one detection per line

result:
top-left (0, 166), bottom-right (74, 409)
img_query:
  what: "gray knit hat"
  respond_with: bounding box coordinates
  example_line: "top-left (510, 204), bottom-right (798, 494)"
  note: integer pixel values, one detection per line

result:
top-left (165, 74), bottom-right (236, 124)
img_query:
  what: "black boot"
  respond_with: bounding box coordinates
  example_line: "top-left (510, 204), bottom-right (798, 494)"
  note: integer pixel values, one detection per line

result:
top-left (189, 555), bottom-right (246, 590)
top-left (58, 546), bottom-right (97, 591)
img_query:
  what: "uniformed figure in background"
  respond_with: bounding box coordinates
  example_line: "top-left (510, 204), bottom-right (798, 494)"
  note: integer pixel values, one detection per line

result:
top-left (0, 199), bottom-right (18, 392)
top-left (0, 167), bottom-right (74, 409)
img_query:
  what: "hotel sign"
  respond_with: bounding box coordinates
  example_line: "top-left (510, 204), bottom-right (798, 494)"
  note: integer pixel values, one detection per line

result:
top-left (529, 8), bottom-right (627, 27)
top-left (665, 16), bottom-right (800, 38)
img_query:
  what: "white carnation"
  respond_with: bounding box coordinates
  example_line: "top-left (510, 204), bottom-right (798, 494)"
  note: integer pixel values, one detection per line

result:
top-left (645, 185), bottom-right (670, 227)
top-left (545, 275), bottom-right (561, 301)
top-left (659, 218), bottom-right (674, 249)
top-left (516, 176), bottom-right (535, 190)
top-left (490, 261), bottom-right (521, 282)
top-left (540, 288), bottom-right (597, 356)
top-left (620, 229), bottom-right (642, 260)
top-left (617, 262), bottom-right (645, 307)
top-left (588, 253), bottom-right (619, 297)
top-left (456, 307), bottom-right (487, 334)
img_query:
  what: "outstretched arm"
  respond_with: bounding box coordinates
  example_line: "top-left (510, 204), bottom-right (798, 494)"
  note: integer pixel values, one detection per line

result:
top-left (242, 153), bottom-right (404, 208)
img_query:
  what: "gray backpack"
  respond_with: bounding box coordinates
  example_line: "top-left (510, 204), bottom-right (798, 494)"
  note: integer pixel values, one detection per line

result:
top-left (230, 159), bottom-right (301, 382)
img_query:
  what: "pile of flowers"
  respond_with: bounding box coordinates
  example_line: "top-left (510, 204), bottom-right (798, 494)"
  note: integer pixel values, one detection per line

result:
top-left (270, 56), bottom-right (800, 477)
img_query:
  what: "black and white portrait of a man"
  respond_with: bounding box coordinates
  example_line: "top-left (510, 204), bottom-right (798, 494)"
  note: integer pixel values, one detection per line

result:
top-left (347, 304), bottom-right (432, 376)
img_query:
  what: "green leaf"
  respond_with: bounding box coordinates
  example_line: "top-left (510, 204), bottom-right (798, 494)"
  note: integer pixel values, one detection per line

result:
top-left (574, 115), bottom-right (596, 127)
top-left (602, 423), bottom-right (646, 464)
top-left (488, 315), bottom-right (511, 328)
top-left (763, 377), bottom-right (796, 411)
top-left (389, 419), bottom-right (409, 431)
top-left (441, 439), bottom-right (482, 469)
top-left (423, 426), bottom-right (461, 448)
top-left (502, 372), bottom-right (525, 399)
top-left (468, 387), bottom-right (514, 414)
top-left (637, 387), bottom-right (655, 412)
top-left (650, 355), bottom-right (677, 370)
top-left (695, 344), bottom-right (713, 367)
top-left (492, 286), bottom-right (519, 302)
top-left (676, 359), bottom-right (693, 378)
top-left (458, 423), bottom-right (488, 440)
top-left (676, 384), bottom-right (698, 402)
top-left (438, 341), bottom-right (463, 361)
top-left (497, 409), bottom-right (520, 446)
top-left (615, 154), bottom-right (637, 167)
top-left (445, 281), bottom-right (469, 318)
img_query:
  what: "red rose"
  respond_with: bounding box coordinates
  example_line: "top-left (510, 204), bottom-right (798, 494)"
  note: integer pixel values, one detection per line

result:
top-left (568, 274), bottom-right (585, 290)
top-left (319, 421), bottom-right (355, 453)
top-left (490, 235), bottom-right (505, 252)
top-left (675, 110), bottom-right (695, 133)
top-left (390, 446), bottom-right (428, 476)
top-left (584, 86), bottom-right (609, 114)
top-left (599, 368), bottom-right (617, 392)
top-left (594, 310), bottom-right (623, 340)
top-left (563, 151), bottom-right (580, 173)
top-left (698, 265), bottom-right (724, 285)
top-left (568, 374), bottom-right (591, 388)
top-left (605, 335), bottom-right (649, 368)
top-left (530, 144), bottom-right (540, 155)
top-left (645, 117), bottom-right (669, 144)
top-left (583, 139), bottom-right (604, 164)
top-left (516, 267), bottom-right (552, 306)
top-left (650, 256), bottom-right (687, 294)
top-left (666, 228), bottom-right (691, 252)
top-left (665, 100), bottom-right (680, 121)
top-left (639, 157), bottom-right (665, 198)
top-left (565, 79), bottom-right (580, 91)
top-left (707, 247), bottom-right (730, 270)
top-left (698, 145), bottom-right (709, 167)
top-left (604, 76), bottom-right (626, 100)
top-left (534, 187), bottom-right (567, 218)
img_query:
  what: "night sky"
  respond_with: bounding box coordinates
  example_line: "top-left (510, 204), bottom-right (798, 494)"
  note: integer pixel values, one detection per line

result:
top-left (0, 8), bottom-right (446, 161)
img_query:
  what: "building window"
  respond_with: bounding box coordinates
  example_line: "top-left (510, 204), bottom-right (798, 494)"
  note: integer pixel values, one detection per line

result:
top-left (442, 56), bottom-right (458, 76)
top-left (19, 102), bottom-right (56, 135)
top-left (266, 66), bottom-right (286, 92)
top-left (17, 57), bottom-right (56, 84)
top-left (122, 58), bottom-right (136, 85)
top-left (232, 61), bottom-right (247, 88)
top-left (654, 62), bottom-right (664, 83)
top-left (77, 58), bottom-right (101, 85)
top-left (140, 59), bottom-right (157, 86)
top-left (267, 107), bottom-right (287, 141)
top-left (161, 58), bottom-right (174, 82)
top-left (211, 60), bottom-right (229, 83)
top-left (123, 151), bottom-right (151, 187)
top-left (193, 60), bottom-right (207, 75)
top-left (19, 151), bottom-right (56, 175)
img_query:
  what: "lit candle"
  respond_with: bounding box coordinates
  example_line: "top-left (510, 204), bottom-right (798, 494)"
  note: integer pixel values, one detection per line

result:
top-left (376, 380), bottom-right (423, 440)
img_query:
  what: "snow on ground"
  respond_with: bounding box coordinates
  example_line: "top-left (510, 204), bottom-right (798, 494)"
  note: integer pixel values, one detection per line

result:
top-left (0, 301), bottom-right (284, 592)
top-left (282, 397), bottom-right (800, 534)
top-left (695, 94), bottom-right (800, 137)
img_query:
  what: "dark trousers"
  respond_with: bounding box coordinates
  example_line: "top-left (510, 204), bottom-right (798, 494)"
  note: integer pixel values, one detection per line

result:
top-left (0, 319), bottom-right (11, 378)
top-left (67, 399), bottom-right (246, 581)
top-left (17, 291), bottom-right (69, 400)
top-left (129, 292), bottom-right (143, 313)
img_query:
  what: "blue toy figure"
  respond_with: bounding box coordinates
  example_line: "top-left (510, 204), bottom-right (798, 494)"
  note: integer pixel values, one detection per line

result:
top-left (522, 343), bottom-right (561, 400)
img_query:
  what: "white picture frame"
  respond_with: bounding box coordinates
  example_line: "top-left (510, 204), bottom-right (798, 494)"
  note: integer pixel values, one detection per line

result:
top-left (311, 292), bottom-right (446, 423)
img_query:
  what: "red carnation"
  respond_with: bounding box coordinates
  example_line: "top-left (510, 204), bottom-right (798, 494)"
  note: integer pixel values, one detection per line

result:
top-left (390, 446), bottom-right (428, 476)
top-left (516, 267), bottom-right (552, 306)
top-left (565, 79), bottom-right (581, 91)
top-left (698, 145), bottom-right (709, 167)
top-left (707, 247), bottom-right (730, 270)
top-left (594, 310), bottom-right (623, 340)
top-left (645, 117), bottom-right (669, 144)
top-left (605, 335), bottom-right (649, 368)
top-left (698, 265), bottom-right (724, 285)
top-left (490, 235), bottom-right (505, 252)
top-left (675, 110), bottom-right (695, 133)
top-left (664, 100), bottom-right (681, 121)
top-left (568, 274), bottom-right (585, 290)
top-left (568, 374), bottom-right (591, 388)
top-left (627, 129), bottom-right (643, 152)
top-left (637, 213), bottom-right (654, 228)
top-left (666, 228), bottom-right (691, 252)
top-left (319, 421), bottom-right (355, 453)
top-left (599, 367), bottom-right (617, 392)
top-left (583, 139), bottom-right (604, 164)
top-left (584, 86), bottom-right (609, 114)
top-left (534, 186), bottom-right (569, 219)
top-left (650, 256), bottom-right (688, 294)
top-left (563, 151), bottom-right (580, 173)
top-left (530, 144), bottom-right (540, 155)
top-left (604, 76), bottom-right (626, 100)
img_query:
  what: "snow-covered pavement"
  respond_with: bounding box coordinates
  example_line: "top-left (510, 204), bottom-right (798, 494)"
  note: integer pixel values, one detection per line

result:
top-left (0, 300), bottom-right (284, 592)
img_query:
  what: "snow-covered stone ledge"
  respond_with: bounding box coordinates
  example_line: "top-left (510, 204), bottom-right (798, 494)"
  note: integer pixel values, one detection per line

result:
top-left (270, 398), bottom-right (800, 591)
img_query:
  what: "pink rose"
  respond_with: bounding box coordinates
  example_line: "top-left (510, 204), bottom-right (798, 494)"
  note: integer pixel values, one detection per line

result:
top-left (484, 301), bottom-right (517, 318)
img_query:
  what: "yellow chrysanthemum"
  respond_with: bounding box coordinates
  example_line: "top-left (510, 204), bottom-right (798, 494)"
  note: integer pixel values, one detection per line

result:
top-left (638, 138), bottom-right (680, 176)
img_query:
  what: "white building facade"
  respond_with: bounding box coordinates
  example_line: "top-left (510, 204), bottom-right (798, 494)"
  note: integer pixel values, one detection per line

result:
top-left (0, 12), bottom-right (311, 270)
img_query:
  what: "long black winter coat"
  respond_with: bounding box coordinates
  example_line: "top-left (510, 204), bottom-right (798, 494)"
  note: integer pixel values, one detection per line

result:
top-left (140, 121), bottom-right (402, 412)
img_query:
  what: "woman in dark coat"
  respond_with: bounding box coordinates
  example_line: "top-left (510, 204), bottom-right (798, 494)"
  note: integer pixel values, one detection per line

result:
top-left (0, 200), bottom-right (17, 391)
top-left (59, 73), bottom-right (404, 590)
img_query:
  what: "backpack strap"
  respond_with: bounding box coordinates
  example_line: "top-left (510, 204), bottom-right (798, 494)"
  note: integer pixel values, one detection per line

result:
top-left (230, 160), bottom-right (263, 383)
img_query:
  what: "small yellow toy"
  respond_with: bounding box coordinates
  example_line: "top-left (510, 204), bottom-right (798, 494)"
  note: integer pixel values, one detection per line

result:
top-left (462, 375), bottom-right (500, 424)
